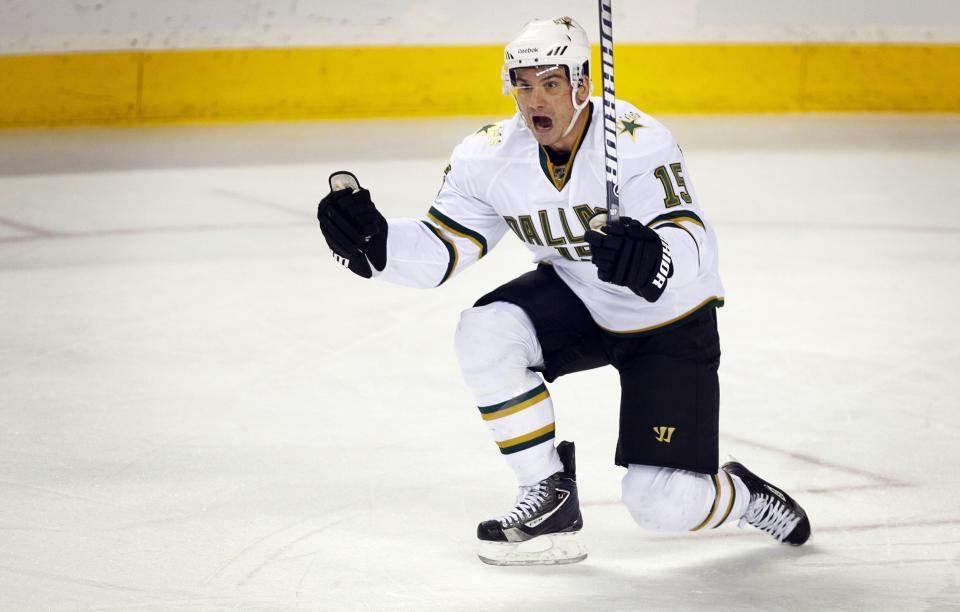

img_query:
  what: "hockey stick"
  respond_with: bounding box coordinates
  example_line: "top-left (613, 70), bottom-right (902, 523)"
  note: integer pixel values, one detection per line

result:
top-left (597, 0), bottom-right (620, 224)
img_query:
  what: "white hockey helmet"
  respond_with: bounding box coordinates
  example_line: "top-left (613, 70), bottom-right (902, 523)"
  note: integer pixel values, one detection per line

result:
top-left (502, 16), bottom-right (591, 93)
top-left (501, 17), bottom-right (593, 136)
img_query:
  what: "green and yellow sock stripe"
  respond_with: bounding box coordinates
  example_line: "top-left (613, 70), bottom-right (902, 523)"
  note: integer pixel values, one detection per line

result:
top-left (647, 209), bottom-right (705, 230)
top-left (478, 383), bottom-right (550, 421)
top-left (496, 423), bottom-right (556, 455)
top-left (691, 474), bottom-right (723, 532)
top-left (427, 207), bottom-right (488, 257)
top-left (691, 470), bottom-right (736, 531)
top-left (712, 470), bottom-right (736, 529)
top-left (420, 220), bottom-right (458, 285)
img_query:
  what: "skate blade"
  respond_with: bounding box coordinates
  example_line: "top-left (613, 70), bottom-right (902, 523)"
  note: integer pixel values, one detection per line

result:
top-left (478, 532), bottom-right (587, 566)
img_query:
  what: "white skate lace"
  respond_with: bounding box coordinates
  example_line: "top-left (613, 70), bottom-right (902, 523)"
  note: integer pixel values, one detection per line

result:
top-left (739, 493), bottom-right (801, 542)
top-left (498, 482), bottom-right (550, 527)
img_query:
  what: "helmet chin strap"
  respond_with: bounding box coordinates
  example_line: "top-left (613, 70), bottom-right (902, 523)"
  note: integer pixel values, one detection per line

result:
top-left (560, 88), bottom-right (590, 138)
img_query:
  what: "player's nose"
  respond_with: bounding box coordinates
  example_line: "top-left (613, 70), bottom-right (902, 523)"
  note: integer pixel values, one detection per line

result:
top-left (526, 98), bottom-right (546, 114)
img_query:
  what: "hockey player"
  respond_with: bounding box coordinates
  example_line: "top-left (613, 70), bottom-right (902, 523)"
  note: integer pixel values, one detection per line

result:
top-left (316, 17), bottom-right (810, 565)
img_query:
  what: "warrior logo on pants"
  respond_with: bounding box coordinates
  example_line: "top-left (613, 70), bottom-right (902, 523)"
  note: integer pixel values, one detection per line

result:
top-left (653, 426), bottom-right (676, 443)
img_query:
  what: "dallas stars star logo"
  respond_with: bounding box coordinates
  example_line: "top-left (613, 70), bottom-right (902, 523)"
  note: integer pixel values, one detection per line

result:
top-left (476, 123), bottom-right (502, 146)
top-left (617, 111), bottom-right (646, 140)
top-left (553, 16), bottom-right (576, 30)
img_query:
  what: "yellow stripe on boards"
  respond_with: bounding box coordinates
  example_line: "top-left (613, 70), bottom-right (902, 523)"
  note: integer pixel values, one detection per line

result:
top-left (1, 43), bottom-right (959, 127)
top-left (480, 389), bottom-right (550, 422)
top-left (140, 46), bottom-right (513, 122)
top-left (0, 46), bottom-right (513, 127)
top-left (616, 44), bottom-right (805, 113)
top-left (0, 51), bottom-right (141, 125)
top-left (803, 44), bottom-right (960, 111)
top-left (496, 423), bottom-right (556, 450)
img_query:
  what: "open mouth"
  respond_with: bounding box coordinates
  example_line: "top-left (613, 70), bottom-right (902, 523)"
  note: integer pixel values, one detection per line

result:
top-left (532, 115), bottom-right (553, 131)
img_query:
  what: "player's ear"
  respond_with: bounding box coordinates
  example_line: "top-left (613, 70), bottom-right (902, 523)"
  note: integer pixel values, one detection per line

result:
top-left (577, 75), bottom-right (590, 104)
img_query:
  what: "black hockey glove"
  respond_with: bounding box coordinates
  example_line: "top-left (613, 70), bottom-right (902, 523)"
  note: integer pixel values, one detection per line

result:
top-left (584, 215), bottom-right (674, 302)
top-left (317, 171), bottom-right (387, 279)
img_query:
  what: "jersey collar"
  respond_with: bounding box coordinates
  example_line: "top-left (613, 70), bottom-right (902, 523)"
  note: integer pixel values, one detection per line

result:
top-left (537, 101), bottom-right (594, 193)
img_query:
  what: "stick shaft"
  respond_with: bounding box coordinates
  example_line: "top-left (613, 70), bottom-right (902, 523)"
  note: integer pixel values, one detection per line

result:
top-left (598, 0), bottom-right (620, 222)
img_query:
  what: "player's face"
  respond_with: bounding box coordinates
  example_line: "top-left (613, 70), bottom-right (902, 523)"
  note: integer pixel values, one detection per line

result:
top-left (512, 66), bottom-right (589, 151)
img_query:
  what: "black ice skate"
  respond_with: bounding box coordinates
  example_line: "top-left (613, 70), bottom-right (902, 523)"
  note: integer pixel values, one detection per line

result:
top-left (722, 461), bottom-right (811, 546)
top-left (477, 440), bottom-right (586, 565)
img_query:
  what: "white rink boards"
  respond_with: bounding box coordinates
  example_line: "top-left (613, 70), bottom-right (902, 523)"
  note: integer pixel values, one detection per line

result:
top-left (0, 114), bottom-right (959, 611)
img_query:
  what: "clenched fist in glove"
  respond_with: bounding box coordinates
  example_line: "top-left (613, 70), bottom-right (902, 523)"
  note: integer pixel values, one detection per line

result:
top-left (584, 215), bottom-right (674, 302)
top-left (317, 171), bottom-right (388, 279)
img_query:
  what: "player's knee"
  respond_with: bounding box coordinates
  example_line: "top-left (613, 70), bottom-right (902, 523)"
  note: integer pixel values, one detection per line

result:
top-left (621, 465), bottom-right (712, 532)
top-left (454, 302), bottom-right (542, 391)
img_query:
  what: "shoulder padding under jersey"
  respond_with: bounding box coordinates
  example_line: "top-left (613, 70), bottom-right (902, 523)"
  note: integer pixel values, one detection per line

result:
top-left (454, 114), bottom-right (532, 160)
top-left (610, 99), bottom-right (678, 165)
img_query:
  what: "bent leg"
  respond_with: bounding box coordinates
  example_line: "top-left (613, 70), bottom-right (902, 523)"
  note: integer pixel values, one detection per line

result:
top-left (455, 301), bottom-right (562, 485)
top-left (621, 464), bottom-right (748, 532)
top-left (458, 265), bottom-right (611, 486)
top-left (607, 310), bottom-right (749, 533)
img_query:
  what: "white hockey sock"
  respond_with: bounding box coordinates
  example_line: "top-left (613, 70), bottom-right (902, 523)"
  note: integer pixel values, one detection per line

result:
top-left (622, 465), bottom-right (751, 532)
top-left (724, 473), bottom-right (751, 525)
top-left (455, 302), bottom-right (563, 487)
top-left (475, 373), bottom-right (563, 486)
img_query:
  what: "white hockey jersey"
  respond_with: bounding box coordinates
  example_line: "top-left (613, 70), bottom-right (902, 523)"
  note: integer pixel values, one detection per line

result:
top-left (376, 97), bottom-right (724, 335)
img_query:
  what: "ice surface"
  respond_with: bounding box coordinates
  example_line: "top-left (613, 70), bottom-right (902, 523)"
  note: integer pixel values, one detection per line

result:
top-left (1, 114), bottom-right (959, 611)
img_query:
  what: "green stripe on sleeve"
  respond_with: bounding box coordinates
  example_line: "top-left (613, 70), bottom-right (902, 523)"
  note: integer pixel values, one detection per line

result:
top-left (427, 207), bottom-right (489, 257)
top-left (646, 210), bottom-right (706, 229)
top-left (654, 221), bottom-right (700, 262)
top-left (420, 221), bottom-right (457, 286)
